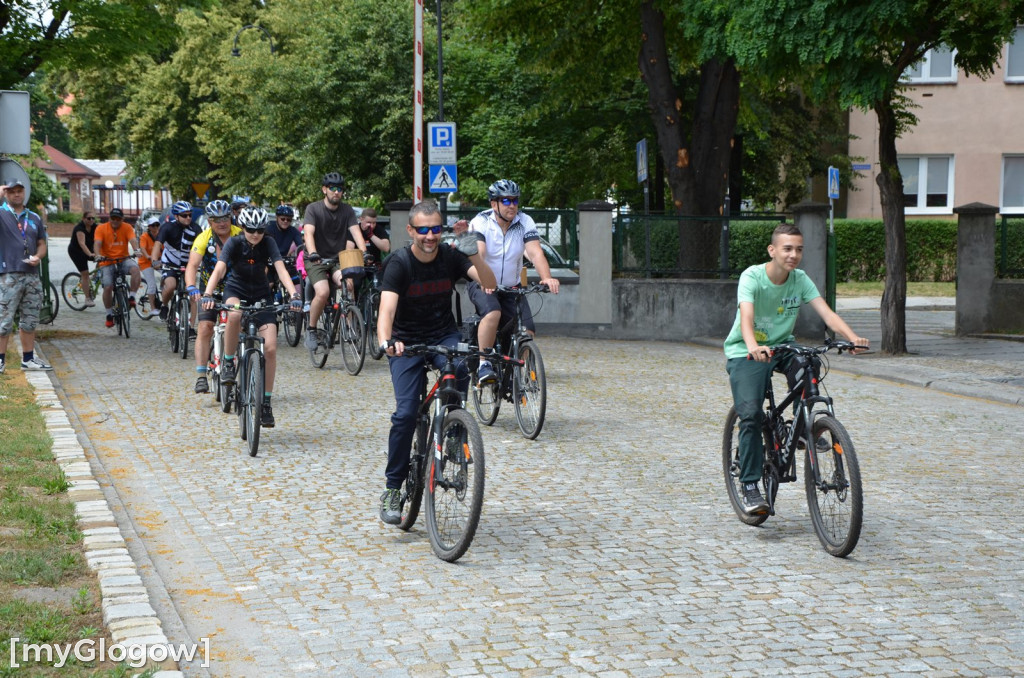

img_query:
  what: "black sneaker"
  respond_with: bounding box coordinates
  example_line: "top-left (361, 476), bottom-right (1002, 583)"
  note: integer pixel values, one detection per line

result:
top-left (221, 360), bottom-right (236, 385)
top-left (261, 403), bottom-right (275, 428)
top-left (194, 375), bottom-right (209, 393)
top-left (742, 483), bottom-right (769, 515)
top-left (159, 306), bottom-right (169, 321)
top-left (379, 488), bottom-right (401, 525)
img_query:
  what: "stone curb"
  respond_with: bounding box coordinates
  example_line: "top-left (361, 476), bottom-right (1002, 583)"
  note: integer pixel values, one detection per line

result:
top-left (24, 365), bottom-right (185, 678)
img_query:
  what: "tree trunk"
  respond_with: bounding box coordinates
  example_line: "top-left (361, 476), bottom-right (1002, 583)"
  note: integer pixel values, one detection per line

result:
top-left (639, 2), bottom-right (740, 275)
top-left (874, 100), bottom-right (908, 355)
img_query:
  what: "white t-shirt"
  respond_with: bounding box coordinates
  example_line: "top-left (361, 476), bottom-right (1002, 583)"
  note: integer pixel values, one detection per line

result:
top-left (467, 209), bottom-right (540, 287)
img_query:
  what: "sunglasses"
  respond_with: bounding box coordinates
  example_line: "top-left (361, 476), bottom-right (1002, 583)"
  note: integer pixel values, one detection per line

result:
top-left (413, 225), bottom-right (442, 235)
top-left (84, 216), bottom-right (94, 221)
top-left (244, 226), bottom-right (267, 234)
top-left (325, 185), bottom-right (344, 192)
top-left (499, 197), bottom-right (519, 206)
top-left (278, 217), bottom-right (293, 222)
top-left (210, 216), bottom-right (231, 224)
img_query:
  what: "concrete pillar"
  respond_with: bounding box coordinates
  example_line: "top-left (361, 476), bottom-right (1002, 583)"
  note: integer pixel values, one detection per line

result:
top-left (791, 201), bottom-right (828, 338)
top-left (577, 200), bottom-right (613, 324)
top-left (386, 200), bottom-right (413, 250)
top-left (954, 202), bottom-right (997, 335)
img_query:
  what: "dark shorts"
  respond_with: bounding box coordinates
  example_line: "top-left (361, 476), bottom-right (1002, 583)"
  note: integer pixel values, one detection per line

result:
top-left (223, 284), bottom-right (276, 327)
top-left (466, 282), bottom-right (535, 333)
top-left (69, 249), bottom-right (92, 273)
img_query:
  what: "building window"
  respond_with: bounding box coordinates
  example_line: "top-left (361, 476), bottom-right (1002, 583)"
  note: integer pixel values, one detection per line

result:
top-left (899, 156), bottom-right (954, 213)
top-left (1007, 26), bottom-right (1024, 82)
top-left (1002, 156), bottom-right (1024, 213)
top-left (903, 46), bottom-right (957, 83)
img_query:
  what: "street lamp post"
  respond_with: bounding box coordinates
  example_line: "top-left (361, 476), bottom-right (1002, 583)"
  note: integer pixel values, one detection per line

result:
top-left (231, 24), bottom-right (276, 57)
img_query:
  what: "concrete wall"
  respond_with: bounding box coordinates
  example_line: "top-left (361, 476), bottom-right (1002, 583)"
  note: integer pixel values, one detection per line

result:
top-left (956, 202), bottom-right (1024, 334)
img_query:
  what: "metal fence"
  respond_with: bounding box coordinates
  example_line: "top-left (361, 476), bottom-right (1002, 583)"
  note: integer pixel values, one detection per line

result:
top-left (613, 212), bottom-right (787, 278)
top-left (999, 216), bottom-right (1024, 278)
top-left (441, 206), bottom-right (578, 268)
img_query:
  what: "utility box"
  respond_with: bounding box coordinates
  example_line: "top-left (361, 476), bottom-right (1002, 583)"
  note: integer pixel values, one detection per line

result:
top-left (0, 90), bottom-right (31, 156)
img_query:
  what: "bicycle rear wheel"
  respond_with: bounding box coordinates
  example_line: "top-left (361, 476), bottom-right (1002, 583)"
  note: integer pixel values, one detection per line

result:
top-left (308, 315), bottom-right (329, 369)
top-left (340, 304), bottom-right (366, 376)
top-left (471, 365), bottom-right (501, 426)
top-left (398, 418), bottom-right (430, 531)
top-left (44, 282), bottom-right (59, 324)
top-left (120, 289), bottom-right (131, 338)
top-left (61, 272), bottom-right (87, 311)
top-left (133, 280), bottom-right (151, 320)
top-left (425, 408), bottom-right (485, 562)
top-left (513, 340), bottom-right (546, 439)
top-left (168, 296), bottom-right (180, 353)
top-left (283, 307), bottom-right (304, 347)
top-left (178, 295), bottom-right (190, 359)
top-left (245, 352), bottom-right (265, 457)
top-left (805, 416), bottom-right (863, 557)
top-left (722, 407), bottom-right (771, 527)
top-left (368, 293), bottom-right (385, 360)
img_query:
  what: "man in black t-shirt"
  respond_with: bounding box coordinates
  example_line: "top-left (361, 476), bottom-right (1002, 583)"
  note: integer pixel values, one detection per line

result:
top-left (302, 172), bottom-right (365, 351)
top-left (375, 199), bottom-right (495, 526)
top-left (344, 208), bottom-right (390, 264)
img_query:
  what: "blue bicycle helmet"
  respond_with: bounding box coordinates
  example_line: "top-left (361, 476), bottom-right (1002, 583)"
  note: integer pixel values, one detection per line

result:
top-left (205, 199), bottom-right (231, 218)
top-left (275, 204), bottom-right (294, 217)
top-left (487, 179), bottom-right (520, 201)
top-left (171, 200), bottom-right (193, 216)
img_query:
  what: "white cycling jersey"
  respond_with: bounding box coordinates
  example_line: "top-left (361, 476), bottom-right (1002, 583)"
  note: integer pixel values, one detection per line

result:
top-left (467, 209), bottom-right (540, 287)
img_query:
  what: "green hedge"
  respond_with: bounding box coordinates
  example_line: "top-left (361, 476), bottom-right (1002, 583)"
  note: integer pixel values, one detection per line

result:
top-left (999, 218), bottom-right (1024, 277)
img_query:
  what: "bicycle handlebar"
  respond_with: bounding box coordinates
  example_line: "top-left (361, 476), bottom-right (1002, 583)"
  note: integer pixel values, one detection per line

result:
top-left (402, 343), bottom-right (524, 366)
top-left (494, 282), bottom-right (550, 295)
top-left (748, 338), bottom-right (870, 360)
top-left (210, 301), bottom-right (297, 314)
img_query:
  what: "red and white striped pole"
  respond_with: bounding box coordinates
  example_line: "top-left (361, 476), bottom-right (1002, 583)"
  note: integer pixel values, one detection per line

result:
top-left (413, 0), bottom-right (424, 202)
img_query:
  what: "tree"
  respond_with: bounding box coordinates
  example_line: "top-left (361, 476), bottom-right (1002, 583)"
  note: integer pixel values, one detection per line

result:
top-left (728, 0), bottom-right (1024, 353)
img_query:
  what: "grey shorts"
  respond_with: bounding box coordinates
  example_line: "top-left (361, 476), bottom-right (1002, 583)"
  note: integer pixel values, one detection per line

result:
top-left (0, 272), bottom-right (43, 334)
top-left (99, 259), bottom-right (139, 287)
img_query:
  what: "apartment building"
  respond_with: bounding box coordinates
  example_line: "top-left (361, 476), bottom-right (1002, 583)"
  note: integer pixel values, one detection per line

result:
top-left (846, 27), bottom-right (1024, 219)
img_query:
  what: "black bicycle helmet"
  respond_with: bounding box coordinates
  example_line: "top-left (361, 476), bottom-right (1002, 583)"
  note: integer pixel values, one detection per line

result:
top-left (275, 204), bottom-right (294, 217)
top-left (487, 179), bottom-right (520, 201)
top-left (322, 172), bottom-right (345, 187)
top-left (205, 199), bottom-right (231, 218)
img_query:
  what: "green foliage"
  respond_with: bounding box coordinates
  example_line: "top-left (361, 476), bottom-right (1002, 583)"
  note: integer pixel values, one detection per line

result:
top-left (834, 219), bottom-right (957, 282)
top-left (3, 141), bottom-right (67, 212)
top-left (998, 218), bottom-right (1024, 277)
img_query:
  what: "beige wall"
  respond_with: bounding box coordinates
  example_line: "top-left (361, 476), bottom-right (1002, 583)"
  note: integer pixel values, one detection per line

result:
top-left (847, 51), bottom-right (1024, 219)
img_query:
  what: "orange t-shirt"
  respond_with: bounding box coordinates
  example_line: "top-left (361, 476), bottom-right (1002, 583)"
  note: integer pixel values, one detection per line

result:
top-left (94, 221), bottom-right (135, 267)
top-left (139, 231), bottom-right (156, 271)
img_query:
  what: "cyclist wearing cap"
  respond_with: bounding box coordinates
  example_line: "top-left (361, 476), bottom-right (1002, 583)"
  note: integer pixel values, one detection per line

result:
top-left (153, 201), bottom-right (201, 320)
top-left (94, 208), bottom-right (142, 329)
top-left (201, 207), bottom-right (301, 428)
top-left (138, 216), bottom-right (162, 317)
top-left (185, 200), bottom-right (240, 394)
top-left (230, 200), bottom-right (246, 225)
top-left (302, 172), bottom-right (365, 351)
top-left (452, 179), bottom-right (560, 386)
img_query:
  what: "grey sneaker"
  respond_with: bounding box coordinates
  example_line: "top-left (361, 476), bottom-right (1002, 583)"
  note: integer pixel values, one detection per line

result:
top-left (0, 358), bottom-right (5, 374)
top-left (304, 328), bottom-right (319, 350)
top-left (742, 482), bottom-right (769, 516)
top-left (194, 375), bottom-right (209, 393)
top-left (379, 488), bottom-right (401, 525)
top-left (21, 357), bottom-right (52, 371)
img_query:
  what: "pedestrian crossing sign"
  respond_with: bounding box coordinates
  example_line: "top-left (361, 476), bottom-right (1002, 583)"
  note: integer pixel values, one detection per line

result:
top-left (827, 166), bottom-right (840, 200)
top-left (428, 164), bottom-right (457, 193)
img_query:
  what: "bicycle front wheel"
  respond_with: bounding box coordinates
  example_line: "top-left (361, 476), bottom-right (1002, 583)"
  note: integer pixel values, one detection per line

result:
top-left (61, 272), bottom-right (87, 311)
top-left (340, 304), bottom-right (366, 375)
top-left (45, 282), bottom-right (59, 323)
top-left (308, 316), bottom-right (329, 369)
top-left (513, 340), bottom-right (546, 439)
top-left (133, 280), bottom-right (151, 320)
top-left (722, 407), bottom-right (770, 527)
top-left (114, 287), bottom-right (129, 338)
top-left (368, 293), bottom-right (385, 360)
top-left (398, 418), bottom-right (430, 531)
top-left (283, 307), bottom-right (304, 347)
top-left (425, 408), bottom-right (485, 562)
top-left (805, 416), bottom-right (863, 557)
top-left (245, 353), bottom-right (265, 457)
top-left (178, 295), bottom-right (190, 359)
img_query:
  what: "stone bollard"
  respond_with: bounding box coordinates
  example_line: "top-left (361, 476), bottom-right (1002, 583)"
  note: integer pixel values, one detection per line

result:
top-left (386, 200), bottom-right (413, 250)
top-left (791, 201), bottom-right (828, 338)
top-left (954, 202), bottom-right (997, 335)
top-left (577, 200), bottom-right (613, 325)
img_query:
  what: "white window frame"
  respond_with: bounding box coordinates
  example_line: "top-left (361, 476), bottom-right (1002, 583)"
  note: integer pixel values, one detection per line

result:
top-left (903, 46), bottom-right (958, 84)
top-left (1005, 26), bottom-right (1024, 83)
top-left (1001, 155), bottom-right (1024, 214)
top-left (899, 155), bottom-right (955, 215)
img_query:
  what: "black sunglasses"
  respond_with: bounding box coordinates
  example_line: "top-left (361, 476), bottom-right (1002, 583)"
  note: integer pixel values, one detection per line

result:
top-left (244, 226), bottom-right (267, 234)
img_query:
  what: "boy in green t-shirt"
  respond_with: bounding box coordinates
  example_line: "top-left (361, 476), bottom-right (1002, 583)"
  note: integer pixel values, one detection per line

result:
top-left (725, 223), bottom-right (868, 515)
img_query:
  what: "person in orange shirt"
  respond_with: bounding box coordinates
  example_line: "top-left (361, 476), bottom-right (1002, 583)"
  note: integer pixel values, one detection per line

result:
top-left (138, 216), bottom-right (162, 318)
top-left (94, 208), bottom-right (142, 328)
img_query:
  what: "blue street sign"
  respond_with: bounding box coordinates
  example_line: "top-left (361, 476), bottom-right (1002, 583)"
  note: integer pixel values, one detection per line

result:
top-left (637, 139), bottom-right (649, 184)
top-left (827, 166), bottom-right (840, 200)
top-left (428, 122), bottom-right (457, 164)
top-left (428, 164), bottom-right (457, 193)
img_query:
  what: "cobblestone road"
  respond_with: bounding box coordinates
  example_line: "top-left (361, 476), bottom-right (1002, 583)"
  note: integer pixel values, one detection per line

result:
top-left (32, 245), bottom-right (1024, 676)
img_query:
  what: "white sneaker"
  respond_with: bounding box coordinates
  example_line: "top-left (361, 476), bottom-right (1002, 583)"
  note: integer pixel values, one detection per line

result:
top-left (21, 357), bottom-right (52, 371)
top-left (84, 298), bottom-right (96, 307)
top-left (0, 358), bottom-right (5, 374)
top-left (149, 308), bottom-right (160, 317)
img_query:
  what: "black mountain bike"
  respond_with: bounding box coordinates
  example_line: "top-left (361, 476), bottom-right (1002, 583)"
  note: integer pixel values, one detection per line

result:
top-left (722, 338), bottom-right (864, 557)
top-left (466, 283), bottom-right (549, 439)
top-left (358, 263), bottom-right (385, 361)
top-left (275, 255), bottom-right (304, 347)
top-left (97, 257), bottom-right (136, 338)
top-left (166, 267), bottom-right (192, 359)
top-left (218, 301), bottom-right (292, 457)
top-left (396, 343), bottom-right (521, 562)
top-left (63, 267), bottom-right (150, 320)
top-left (306, 258), bottom-right (365, 374)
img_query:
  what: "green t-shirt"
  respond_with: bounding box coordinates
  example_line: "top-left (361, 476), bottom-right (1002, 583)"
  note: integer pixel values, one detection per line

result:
top-left (723, 264), bottom-right (821, 359)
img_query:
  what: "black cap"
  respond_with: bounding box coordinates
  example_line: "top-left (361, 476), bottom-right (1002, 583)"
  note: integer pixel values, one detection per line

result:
top-left (110, 208), bottom-right (124, 218)
top-left (6, 180), bottom-right (25, 189)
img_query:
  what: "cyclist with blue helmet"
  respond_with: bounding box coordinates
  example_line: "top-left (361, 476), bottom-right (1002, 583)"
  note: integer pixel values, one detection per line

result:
top-left (271, 204), bottom-right (303, 257)
top-left (153, 200), bottom-right (201, 320)
top-left (453, 179), bottom-right (560, 386)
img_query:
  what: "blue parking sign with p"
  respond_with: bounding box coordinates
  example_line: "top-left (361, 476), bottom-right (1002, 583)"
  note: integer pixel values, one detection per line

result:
top-left (428, 122), bottom-right (457, 164)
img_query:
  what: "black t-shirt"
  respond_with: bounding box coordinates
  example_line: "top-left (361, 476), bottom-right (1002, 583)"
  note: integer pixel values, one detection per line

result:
top-left (345, 222), bottom-right (389, 263)
top-left (219, 234), bottom-right (282, 298)
top-left (68, 221), bottom-right (94, 257)
top-left (269, 224), bottom-right (303, 257)
top-left (382, 244), bottom-right (473, 344)
top-left (303, 200), bottom-right (357, 257)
